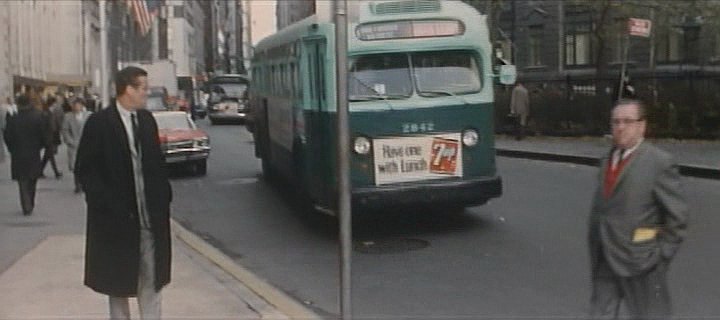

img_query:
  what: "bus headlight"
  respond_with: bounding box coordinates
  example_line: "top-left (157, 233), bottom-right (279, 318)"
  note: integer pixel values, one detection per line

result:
top-left (462, 129), bottom-right (479, 147)
top-left (353, 136), bottom-right (371, 155)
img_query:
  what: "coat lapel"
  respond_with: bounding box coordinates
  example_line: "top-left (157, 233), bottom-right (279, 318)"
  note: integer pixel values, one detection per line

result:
top-left (609, 143), bottom-right (647, 197)
top-left (108, 104), bottom-right (132, 160)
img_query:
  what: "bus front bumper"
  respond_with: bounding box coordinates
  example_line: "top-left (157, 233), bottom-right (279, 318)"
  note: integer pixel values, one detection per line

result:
top-left (352, 176), bottom-right (502, 209)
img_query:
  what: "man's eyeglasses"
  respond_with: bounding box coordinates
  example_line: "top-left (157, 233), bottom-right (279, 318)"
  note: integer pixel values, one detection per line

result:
top-left (611, 118), bottom-right (644, 126)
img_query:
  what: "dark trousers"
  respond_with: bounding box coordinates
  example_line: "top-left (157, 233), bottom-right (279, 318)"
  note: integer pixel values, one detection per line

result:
top-left (40, 146), bottom-right (60, 176)
top-left (17, 179), bottom-right (38, 214)
top-left (590, 256), bottom-right (671, 320)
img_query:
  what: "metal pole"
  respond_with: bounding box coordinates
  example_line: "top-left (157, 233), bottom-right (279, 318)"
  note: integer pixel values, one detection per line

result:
top-left (617, 33), bottom-right (629, 100)
top-left (334, 0), bottom-right (352, 319)
top-left (558, 1), bottom-right (564, 74)
top-left (100, 0), bottom-right (109, 108)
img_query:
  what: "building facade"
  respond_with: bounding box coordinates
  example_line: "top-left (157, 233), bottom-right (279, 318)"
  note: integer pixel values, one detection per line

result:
top-left (0, 0), bottom-right (102, 98)
top-left (166, 0), bottom-right (207, 77)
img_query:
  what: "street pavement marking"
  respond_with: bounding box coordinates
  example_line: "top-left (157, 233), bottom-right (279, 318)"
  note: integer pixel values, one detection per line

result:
top-left (171, 219), bottom-right (321, 320)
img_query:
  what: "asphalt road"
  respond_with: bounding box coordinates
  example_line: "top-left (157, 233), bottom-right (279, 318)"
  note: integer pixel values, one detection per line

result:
top-left (171, 119), bottom-right (720, 319)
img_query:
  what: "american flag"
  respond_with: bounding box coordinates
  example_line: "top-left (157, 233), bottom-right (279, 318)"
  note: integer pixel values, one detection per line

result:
top-left (126, 0), bottom-right (162, 36)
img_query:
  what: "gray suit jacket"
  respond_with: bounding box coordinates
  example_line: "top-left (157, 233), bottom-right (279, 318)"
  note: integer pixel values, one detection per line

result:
top-left (509, 85), bottom-right (529, 116)
top-left (62, 111), bottom-right (91, 171)
top-left (588, 142), bottom-right (688, 277)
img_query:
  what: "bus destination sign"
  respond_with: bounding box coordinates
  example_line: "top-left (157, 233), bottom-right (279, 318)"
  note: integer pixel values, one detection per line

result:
top-left (357, 20), bottom-right (464, 41)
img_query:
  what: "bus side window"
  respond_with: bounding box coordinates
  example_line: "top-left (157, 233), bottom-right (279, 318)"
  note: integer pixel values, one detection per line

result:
top-left (304, 39), bottom-right (327, 111)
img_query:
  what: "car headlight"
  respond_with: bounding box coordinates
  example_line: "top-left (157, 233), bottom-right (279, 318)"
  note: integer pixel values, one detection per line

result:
top-left (462, 129), bottom-right (479, 147)
top-left (194, 138), bottom-right (210, 147)
top-left (353, 136), bottom-right (371, 155)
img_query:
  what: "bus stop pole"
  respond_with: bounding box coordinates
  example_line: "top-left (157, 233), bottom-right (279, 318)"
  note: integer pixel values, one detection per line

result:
top-left (334, 0), bottom-right (352, 319)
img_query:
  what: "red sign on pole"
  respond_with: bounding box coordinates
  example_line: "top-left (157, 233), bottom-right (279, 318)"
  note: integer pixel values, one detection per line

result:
top-left (628, 18), bottom-right (652, 37)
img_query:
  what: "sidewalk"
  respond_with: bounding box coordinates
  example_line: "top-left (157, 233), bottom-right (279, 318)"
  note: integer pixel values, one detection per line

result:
top-left (495, 135), bottom-right (720, 169)
top-left (0, 144), bottom-right (310, 320)
top-left (0, 233), bottom-right (288, 320)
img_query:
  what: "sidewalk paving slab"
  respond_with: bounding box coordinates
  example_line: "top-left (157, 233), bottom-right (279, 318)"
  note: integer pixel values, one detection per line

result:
top-left (0, 234), bottom-right (289, 320)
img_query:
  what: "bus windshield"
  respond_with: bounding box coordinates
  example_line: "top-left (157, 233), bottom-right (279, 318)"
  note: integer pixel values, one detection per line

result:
top-left (349, 53), bottom-right (412, 100)
top-left (412, 50), bottom-right (482, 96)
top-left (349, 50), bottom-right (482, 101)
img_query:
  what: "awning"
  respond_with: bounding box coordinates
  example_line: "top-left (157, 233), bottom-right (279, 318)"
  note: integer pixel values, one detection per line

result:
top-left (45, 73), bottom-right (92, 87)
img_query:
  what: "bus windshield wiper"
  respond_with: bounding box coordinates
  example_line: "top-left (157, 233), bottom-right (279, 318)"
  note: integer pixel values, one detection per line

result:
top-left (350, 94), bottom-right (407, 101)
top-left (418, 90), bottom-right (457, 97)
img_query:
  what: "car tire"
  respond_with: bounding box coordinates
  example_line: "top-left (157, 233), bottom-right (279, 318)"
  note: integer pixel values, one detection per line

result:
top-left (209, 118), bottom-right (217, 125)
top-left (196, 159), bottom-right (207, 175)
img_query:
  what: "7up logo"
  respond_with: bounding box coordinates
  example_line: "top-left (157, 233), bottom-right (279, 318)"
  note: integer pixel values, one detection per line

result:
top-left (430, 138), bottom-right (459, 174)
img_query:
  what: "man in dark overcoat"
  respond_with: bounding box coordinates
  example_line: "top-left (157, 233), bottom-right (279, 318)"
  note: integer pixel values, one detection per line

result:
top-left (4, 94), bottom-right (47, 215)
top-left (76, 66), bottom-right (172, 319)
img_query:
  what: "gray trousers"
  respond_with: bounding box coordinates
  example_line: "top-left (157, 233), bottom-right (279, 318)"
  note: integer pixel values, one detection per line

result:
top-left (590, 256), bottom-right (671, 320)
top-left (109, 229), bottom-right (161, 320)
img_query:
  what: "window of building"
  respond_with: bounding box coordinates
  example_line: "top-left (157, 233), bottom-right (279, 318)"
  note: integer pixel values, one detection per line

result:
top-left (174, 5), bottom-right (184, 18)
top-left (528, 25), bottom-right (544, 66)
top-left (656, 27), bottom-right (684, 63)
top-left (713, 33), bottom-right (720, 61)
top-left (565, 22), bottom-right (593, 66)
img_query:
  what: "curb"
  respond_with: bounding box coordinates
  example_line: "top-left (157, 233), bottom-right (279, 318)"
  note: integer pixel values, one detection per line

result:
top-left (496, 148), bottom-right (720, 180)
top-left (171, 219), bottom-right (322, 320)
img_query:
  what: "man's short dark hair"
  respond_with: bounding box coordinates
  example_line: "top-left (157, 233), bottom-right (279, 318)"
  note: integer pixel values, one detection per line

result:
top-left (115, 66), bottom-right (148, 97)
top-left (613, 98), bottom-right (647, 120)
top-left (71, 97), bottom-right (86, 106)
top-left (15, 94), bottom-right (29, 108)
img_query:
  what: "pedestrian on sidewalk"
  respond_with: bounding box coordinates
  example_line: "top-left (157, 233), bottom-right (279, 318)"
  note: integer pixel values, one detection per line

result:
top-left (39, 96), bottom-right (64, 179)
top-left (3, 94), bottom-right (48, 215)
top-left (0, 96), bottom-right (11, 163)
top-left (76, 66), bottom-right (173, 320)
top-left (509, 81), bottom-right (530, 140)
top-left (62, 97), bottom-right (92, 193)
top-left (588, 99), bottom-right (688, 320)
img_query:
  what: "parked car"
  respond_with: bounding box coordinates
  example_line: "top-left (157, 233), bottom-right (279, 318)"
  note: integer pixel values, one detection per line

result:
top-left (153, 111), bottom-right (210, 175)
top-left (204, 74), bottom-right (250, 124)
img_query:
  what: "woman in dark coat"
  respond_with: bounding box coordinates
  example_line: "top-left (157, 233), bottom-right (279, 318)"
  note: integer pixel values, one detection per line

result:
top-left (4, 94), bottom-right (47, 215)
top-left (39, 97), bottom-right (63, 178)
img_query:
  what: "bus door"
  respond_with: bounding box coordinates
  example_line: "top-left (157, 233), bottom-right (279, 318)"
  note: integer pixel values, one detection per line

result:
top-left (301, 38), bottom-right (329, 203)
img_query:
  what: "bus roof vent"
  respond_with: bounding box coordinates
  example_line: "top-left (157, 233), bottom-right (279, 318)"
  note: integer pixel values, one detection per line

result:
top-left (371, 0), bottom-right (441, 15)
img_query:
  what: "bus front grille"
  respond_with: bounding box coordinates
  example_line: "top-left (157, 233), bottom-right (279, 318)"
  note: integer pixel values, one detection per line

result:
top-left (371, 0), bottom-right (441, 16)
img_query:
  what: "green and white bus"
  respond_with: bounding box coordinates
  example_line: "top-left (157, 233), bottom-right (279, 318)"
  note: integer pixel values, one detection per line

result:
top-left (249, 0), bottom-right (513, 212)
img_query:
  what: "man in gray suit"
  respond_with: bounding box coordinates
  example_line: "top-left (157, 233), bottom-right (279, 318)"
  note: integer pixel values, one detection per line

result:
top-left (588, 99), bottom-right (688, 319)
top-left (62, 98), bottom-right (91, 193)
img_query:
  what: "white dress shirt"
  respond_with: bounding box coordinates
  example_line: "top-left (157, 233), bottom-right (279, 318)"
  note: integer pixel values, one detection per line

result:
top-left (116, 102), bottom-right (151, 229)
top-left (611, 138), bottom-right (643, 170)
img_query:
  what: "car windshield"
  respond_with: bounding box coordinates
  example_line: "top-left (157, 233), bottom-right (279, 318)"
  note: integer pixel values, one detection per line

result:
top-left (154, 114), bottom-right (193, 130)
top-left (146, 96), bottom-right (166, 111)
top-left (349, 53), bottom-right (412, 100)
top-left (412, 50), bottom-right (482, 96)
